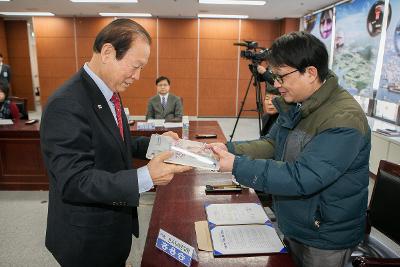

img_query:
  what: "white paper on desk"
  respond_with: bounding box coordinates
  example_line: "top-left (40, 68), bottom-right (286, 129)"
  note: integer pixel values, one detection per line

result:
top-left (164, 122), bottom-right (183, 128)
top-left (0, 119), bottom-right (13, 125)
top-left (206, 203), bottom-right (269, 226)
top-left (147, 119), bottom-right (165, 127)
top-left (210, 224), bottom-right (286, 255)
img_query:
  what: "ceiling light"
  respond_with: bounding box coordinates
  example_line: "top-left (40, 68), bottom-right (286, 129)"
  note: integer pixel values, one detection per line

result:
top-left (199, 0), bottom-right (266, 5)
top-left (71, 0), bottom-right (138, 2)
top-left (0, 0), bottom-right (11, 2)
top-left (99, 13), bottom-right (152, 17)
top-left (0, 12), bottom-right (55, 16)
top-left (198, 14), bottom-right (248, 19)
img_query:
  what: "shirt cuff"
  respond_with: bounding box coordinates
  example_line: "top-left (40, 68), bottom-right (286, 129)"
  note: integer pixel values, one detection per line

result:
top-left (137, 166), bottom-right (154, 193)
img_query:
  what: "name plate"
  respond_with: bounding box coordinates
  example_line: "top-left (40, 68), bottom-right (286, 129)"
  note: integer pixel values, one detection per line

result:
top-left (137, 122), bottom-right (155, 130)
top-left (155, 229), bottom-right (198, 267)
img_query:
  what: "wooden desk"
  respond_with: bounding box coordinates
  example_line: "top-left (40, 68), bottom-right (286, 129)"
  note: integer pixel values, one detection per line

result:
top-left (0, 120), bottom-right (226, 190)
top-left (0, 121), bottom-right (47, 190)
top-left (141, 172), bottom-right (295, 267)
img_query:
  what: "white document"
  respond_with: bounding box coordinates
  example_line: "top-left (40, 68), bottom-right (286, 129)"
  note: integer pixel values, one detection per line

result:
top-left (210, 224), bottom-right (286, 255)
top-left (146, 134), bottom-right (219, 171)
top-left (205, 203), bottom-right (286, 255)
top-left (0, 119), bottom-right (14, 125)
top-left (147, 119), bottom-right (165, 127)
top-left (163, 122), bottom-right (183, 128)
top-left (206, 203), bottom-right (269, 225)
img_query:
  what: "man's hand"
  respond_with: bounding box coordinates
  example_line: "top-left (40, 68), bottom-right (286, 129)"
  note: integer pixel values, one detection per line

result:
top-left (162, 131), bottom-right (179, 140)
top-left (257, 65), bottom-right (267, 75)
top-left (205, 142), bottom-right (228, 153)
top-left (212, 146), bottom-right (235, 172)
top-left (147, 151), bottom-right (192, 185)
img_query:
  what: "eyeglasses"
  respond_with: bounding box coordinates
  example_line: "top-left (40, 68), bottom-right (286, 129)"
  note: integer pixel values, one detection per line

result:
top-left (157, 83), bottom-right (169, 87)
top-left (269, 69), bottom-right (299, 84)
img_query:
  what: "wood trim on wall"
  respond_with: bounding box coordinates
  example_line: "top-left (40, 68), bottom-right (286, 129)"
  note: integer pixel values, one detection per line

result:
top-left (4, 20), bottom-right (35, 110)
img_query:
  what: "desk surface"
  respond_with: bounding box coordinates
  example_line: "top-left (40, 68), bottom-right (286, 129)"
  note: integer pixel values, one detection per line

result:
top-left (141, 172), bottom-right (295, 267)
top-left (130, 121), bottom-right (226, 143)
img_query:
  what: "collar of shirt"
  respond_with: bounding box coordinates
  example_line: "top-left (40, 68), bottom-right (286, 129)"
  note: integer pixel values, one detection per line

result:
top-left (159, 93), bottom-right (169, 102)
top-left (83, 63), bottom-right (114, 102)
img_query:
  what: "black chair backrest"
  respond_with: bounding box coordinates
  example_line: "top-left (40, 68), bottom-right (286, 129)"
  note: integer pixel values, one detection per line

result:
top-left (8, 96), bottom-right (28, 120)
top-left (369, 160), bottom-right (400, 245)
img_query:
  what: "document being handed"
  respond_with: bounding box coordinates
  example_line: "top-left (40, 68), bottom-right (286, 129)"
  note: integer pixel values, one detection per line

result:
top-left (146, 134), bottom-right (220, 171)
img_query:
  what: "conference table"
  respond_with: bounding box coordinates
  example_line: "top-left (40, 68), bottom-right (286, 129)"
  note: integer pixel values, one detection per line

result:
top-left (1, 119), bottom-right (295, 265)
top-left (0, 120), bottom-right (225, 190)
top-left (141, 171), bottom-right (295, 266)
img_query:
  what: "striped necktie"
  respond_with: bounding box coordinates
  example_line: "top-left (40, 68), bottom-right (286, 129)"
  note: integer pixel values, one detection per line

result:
top-left (110, 93), bottom-right (124, 140)
top-left (161, 96), bottom-right (166, 110)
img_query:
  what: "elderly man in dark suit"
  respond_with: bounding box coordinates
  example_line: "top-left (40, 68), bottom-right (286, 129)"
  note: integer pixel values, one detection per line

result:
top-left (40, 19), bottom-right (191, 267)
top-left (0, 53), bottom-right (11, 86)
top-left (146, 76), bottom-right (183, 121)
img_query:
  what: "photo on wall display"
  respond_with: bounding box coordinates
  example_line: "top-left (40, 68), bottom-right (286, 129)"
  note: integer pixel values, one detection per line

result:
top-left (332, 0), bottom-right (390, 98)
top-left (377, 0), bottom-right (400, 104)
top-left (304, 8), bottom-right (334, 59)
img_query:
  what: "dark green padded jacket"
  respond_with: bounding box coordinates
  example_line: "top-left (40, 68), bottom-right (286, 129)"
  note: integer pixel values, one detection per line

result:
top-left (227, 71), bottom-right (371, 250)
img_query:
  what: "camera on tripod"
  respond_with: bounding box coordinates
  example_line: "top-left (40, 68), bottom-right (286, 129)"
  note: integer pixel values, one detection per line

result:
top-left (234, 40), bottom-right (268, 64)
top-left (230, 40), bottom-right (274, 141)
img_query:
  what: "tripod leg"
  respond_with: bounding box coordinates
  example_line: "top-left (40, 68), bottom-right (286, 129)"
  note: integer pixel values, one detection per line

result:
top-left (229, 75), bottom-right (254, 142)
top-left (255, 79), bottom-right (264, 137)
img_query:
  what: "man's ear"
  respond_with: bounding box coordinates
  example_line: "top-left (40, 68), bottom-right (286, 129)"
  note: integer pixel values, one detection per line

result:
top-left (100, 43), bottom-right (115, 64)
top-left (306, 66), bottom-right (319, 83)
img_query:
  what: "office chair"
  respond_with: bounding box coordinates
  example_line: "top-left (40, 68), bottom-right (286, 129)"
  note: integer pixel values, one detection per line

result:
top-left (8, 96), bottom-right (29, 120)
top-left (351, 160), bottom-right (400, 267)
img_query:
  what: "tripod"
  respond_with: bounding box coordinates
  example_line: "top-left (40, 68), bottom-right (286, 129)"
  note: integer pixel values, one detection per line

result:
top-left (229, 63), bottom-right (264, 142)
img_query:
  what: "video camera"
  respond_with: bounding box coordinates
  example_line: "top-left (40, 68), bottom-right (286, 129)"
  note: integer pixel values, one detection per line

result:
top-left (234, 40), bottom-right (274, 85)
top-left (234, 40), bottom-right (268, 64)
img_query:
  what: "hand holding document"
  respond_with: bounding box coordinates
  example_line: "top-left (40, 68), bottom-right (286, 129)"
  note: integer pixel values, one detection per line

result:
top-left (146, 134), bottom-right (220, 171)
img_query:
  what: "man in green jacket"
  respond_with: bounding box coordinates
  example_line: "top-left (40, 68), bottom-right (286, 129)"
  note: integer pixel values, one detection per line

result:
top-left (210, 32), bottom-right (371, 267)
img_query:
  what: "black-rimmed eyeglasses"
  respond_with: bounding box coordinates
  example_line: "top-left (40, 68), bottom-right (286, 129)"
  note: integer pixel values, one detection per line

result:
top-left (268, 69), bottom-right (299, 84)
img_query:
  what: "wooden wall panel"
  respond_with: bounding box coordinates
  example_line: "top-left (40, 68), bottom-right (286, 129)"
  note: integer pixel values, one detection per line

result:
top-left (281, 18), bottom-right (300, 34)
top-left (4, 20), bottom-right (35, 110)
top-left (0, 19), bottom-right (8, 63)
top-left (119, 18), bottom-right (157, 115)
top-left (27, 16), bottom-right (292, 117)
top-left (199, 19), bottom-right (239, 116)
top-left (159, 19), bottom-right (198, 116)
top-left (238, 20), bottom-right (282, 117)
top-left (33, 17), bottom-right (76, 107)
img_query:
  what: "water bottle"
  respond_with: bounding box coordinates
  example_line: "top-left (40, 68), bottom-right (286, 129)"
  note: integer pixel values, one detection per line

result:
top-left (182, 116), bottom-right (189, 140)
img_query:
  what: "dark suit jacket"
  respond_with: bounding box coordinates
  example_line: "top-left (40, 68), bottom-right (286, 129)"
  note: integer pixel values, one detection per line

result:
top-left (40, 68), bottom-right (150, 267)
top-left (0, 64), bottom-right (11, 84)
top-left (146, 93), bottom-right (183, 121)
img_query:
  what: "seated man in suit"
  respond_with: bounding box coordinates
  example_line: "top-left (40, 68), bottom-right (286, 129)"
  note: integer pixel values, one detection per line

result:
top-left (146, 76), bottom-right (183, 121)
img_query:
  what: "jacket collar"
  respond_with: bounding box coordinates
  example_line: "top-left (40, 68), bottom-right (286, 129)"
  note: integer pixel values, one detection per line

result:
top-left (79, 68), bottom-right (130, 164)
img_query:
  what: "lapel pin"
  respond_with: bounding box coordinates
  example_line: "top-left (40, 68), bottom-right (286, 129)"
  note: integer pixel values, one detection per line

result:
top-left (97, 105), bottom-right (102, 109)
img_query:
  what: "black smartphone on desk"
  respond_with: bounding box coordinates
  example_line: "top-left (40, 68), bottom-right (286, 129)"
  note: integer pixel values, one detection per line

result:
top-left (195, 134), bottom-right (217, 139)
top-left (205, 184), bottom-right (242, 193)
